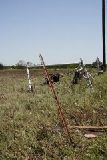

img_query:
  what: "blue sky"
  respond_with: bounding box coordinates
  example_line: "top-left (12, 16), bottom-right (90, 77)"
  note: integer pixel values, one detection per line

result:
top-left (0, 0), bottom-right (107, 65)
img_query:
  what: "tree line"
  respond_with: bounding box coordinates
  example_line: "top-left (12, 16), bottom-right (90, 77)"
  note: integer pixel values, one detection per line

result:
top-left (0, 59), bottom-right (104, 70)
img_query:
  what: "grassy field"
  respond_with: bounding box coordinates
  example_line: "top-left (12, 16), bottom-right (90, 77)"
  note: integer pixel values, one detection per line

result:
top-left (0, 68), bottom-right (107, 160)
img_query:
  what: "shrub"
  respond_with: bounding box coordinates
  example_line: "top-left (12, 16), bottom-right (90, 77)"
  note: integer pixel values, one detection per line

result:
top-left (0, 63), bottom-right (4, 70)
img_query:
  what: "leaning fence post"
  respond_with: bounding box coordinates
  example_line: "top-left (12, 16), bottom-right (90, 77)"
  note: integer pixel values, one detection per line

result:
top-left (39, 54), bottom-right (74, 146)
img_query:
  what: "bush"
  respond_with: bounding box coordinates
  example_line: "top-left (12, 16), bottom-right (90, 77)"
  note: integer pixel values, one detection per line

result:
top-left (0, 63), bottom-right (4, 70)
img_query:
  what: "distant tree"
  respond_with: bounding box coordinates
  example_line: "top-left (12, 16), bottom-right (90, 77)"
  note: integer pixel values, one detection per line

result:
top-left (16, 60), bottom-right (26, 66)
top-left (16, 60), bottom-right (26, 69)
top-left (27, 61), bottom-right (35, 67)
top-left (0, 63), bottom-right (4, 70)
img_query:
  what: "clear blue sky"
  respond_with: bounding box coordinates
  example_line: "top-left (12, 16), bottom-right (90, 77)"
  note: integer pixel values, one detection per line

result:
top-left (0, 0), bottom-right (107, 65)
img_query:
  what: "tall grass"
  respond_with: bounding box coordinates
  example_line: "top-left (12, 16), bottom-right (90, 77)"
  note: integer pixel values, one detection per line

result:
top-left (0, 69), bottom-right (107, 159)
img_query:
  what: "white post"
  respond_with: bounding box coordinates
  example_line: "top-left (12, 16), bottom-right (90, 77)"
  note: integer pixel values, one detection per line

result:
top-left (27, 62), bottom-right (33, 92)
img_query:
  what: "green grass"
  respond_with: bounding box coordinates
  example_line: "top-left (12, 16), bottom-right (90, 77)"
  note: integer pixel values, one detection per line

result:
top-left (0, 69), bottom-right (107, 159)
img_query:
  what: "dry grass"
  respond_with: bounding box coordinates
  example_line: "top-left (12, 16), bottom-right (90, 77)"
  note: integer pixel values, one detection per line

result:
top-left (0, 69), bottom-right (107, 159)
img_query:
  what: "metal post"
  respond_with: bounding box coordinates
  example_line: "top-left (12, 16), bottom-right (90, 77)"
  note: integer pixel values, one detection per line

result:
top-left (39, 54), bottom-right (74, 145)
top-left (102, 0), bottom-right (106, 71)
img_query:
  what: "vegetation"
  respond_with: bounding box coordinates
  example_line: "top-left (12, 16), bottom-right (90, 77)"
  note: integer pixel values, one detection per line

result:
top-left (0, 63), bottom-right (4, 70)
top-left (0, 68), bottom-right (107, 159)
top-left (1, 62), bottom-right (92, 70)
